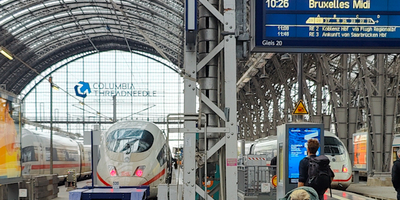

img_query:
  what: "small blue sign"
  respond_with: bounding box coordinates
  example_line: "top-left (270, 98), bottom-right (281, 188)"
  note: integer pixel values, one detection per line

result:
top-left (74, 81), bottom-right (91, 98)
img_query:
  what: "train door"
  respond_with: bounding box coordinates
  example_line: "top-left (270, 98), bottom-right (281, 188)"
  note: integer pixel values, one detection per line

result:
top-left (78, 143), bottom-right (84, 178)
top-left (38, 136), bottom-right (47, 175)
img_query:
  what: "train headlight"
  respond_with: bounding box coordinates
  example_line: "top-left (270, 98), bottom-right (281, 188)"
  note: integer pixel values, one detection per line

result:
top-left (134, 165), bottom-right (146, 177)
top-left (108, 165), bottom-right (118, 176)
top-left (342, 165), bottom-right (348, 173)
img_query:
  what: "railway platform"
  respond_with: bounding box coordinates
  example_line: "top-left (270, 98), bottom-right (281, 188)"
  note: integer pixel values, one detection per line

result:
top-left (346, 182), bottom-right (397, 200)
top-left (53, 168), bottom-right (397, 200)
top-left (53, 180), bottom-right (397, 200)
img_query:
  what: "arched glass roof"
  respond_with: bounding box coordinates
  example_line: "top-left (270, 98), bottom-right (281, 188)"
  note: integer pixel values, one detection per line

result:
top-left (0, 0), bottom-right (184, 95)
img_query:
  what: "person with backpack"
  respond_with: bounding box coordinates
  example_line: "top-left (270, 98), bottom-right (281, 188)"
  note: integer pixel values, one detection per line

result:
top-left (298, 138), bottom-right (334, 200)
top-left (391, 149), bottom-right (400, 200)
top-left (279, 186), bottom-right (319, 200)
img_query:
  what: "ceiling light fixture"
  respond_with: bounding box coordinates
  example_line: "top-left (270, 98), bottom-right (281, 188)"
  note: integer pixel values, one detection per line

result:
top-left (0, 46), bottom-right (13, 60)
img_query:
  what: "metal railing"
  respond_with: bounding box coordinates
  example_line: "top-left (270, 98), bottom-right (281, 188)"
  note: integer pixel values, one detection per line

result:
top-left (238, 165), bottom-right (277, 199)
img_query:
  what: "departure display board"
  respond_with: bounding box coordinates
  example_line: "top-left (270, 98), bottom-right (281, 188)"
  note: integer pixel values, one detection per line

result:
top-left (252, 0), bottom-right (400, 53)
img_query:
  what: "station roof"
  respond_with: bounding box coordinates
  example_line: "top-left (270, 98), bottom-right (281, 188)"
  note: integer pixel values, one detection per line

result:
top-left (0, 0), bottom-right (184, 95)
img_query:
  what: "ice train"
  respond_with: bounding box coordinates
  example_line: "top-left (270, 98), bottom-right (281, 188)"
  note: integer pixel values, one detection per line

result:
top-left (21, 128), bottom-right (92, 182)
top-left (246, 131), bottom-right (352, 190)
top-left (96, 121), bottom-right (172, 198)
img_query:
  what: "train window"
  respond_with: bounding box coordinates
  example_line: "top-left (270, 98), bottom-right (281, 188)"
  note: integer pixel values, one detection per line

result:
top-left (324, 137), bottom-right (345, 155)
top-left (157, 144), bottom-right (167, 166)
top-left (88, 152), bottom-right (92, 161)
top-left (106, 128), bottom-right (154, 153)
top-left (22, 146), bottom-right (38, 162)
top-left (66, 150), bottom-right (79, 161)
top-left (45, 147), bottom-right (59, 161)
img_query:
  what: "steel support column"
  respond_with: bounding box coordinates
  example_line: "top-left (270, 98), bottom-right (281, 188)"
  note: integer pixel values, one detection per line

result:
top-left (183, 0), bottom-right (237, 199)
top-left (222, 0), bottom-right (238, 198)
top-left (183, 41), bottom-right (197, 199)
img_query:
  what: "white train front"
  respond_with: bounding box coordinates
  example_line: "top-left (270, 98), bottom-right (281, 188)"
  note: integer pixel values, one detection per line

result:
top-left (96, 121), bottom-right (171, 198)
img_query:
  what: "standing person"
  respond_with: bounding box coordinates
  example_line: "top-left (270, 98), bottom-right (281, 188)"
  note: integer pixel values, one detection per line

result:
top-left (271, 155), bottom-right (277, 166)
top-left (298, 138), bottom-right (334, 200)
top-left (391, 149), bottom-right (400, 200)
top-left (270, 155), bottom-right (277, 176)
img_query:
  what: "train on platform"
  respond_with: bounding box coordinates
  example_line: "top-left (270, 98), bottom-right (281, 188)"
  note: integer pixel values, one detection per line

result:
top-left (96, 120), bottom-right (172, 198)
top-left (243, 131), bottom-right (352, 190)
top-left (21, 128), bottom-right (92, 183)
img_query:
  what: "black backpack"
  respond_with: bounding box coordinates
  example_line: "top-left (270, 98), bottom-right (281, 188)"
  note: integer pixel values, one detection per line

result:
top-left (305, 155), bottom-right (333, 196)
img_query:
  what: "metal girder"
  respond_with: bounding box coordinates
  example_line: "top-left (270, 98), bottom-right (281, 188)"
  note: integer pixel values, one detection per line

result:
top-left (0, 0), bottom-right (184, 96)
top-left (236, 53), bottom-right (400, 175)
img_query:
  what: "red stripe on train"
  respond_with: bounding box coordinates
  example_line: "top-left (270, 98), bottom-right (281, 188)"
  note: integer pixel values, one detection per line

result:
top-left (143, 168), bottom-right (166, 185)
top-left (25, 163), bottom-right (91, 170)
top-left (96, 168), bottom-right (166, 186)
top-left (97, 172), bottom-right (111, 186)
top-left (30, 164), bottom-right (81, 169)
top-left (332, 175), bottom-right (352, 182)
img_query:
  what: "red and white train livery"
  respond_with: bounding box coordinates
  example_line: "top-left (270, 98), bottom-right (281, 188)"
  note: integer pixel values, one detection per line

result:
top-left (96, 121), bottom-right (172, 198)
top-left (21, 128), bottom-right (91, 182)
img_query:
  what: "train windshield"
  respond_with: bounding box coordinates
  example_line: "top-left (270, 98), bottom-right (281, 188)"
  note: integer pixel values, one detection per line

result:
top-left (106, 128), bottom-right (154, 153)
top-left (324, 136), bottom-right (345, 156)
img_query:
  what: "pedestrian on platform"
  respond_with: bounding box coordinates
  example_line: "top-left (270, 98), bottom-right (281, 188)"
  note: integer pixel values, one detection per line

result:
top-left (279, 186), bottom-right (318, 200)
top-left (270, 155), bottom-right (277, 175)
top-left (391, 149), bottom-right (400, 200)
top-left (271, 155), bottom-right (277, 166)
top-left (298, 138), bottom-right (334, 200)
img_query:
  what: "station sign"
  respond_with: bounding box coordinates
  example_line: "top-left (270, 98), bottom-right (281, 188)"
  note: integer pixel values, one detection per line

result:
top-left (251, 0), bottom-right (400, 53)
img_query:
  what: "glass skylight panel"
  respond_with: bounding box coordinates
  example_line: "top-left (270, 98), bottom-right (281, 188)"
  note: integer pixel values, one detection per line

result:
top-left (0, 15), bottom-right (13, 26)
top-left (43, 0), bottom-right (63, 7)
top-left (25, 20), bottom-right (41, 29)
top-left (0, 0), bottom-right (13, 5)
top-left (14, 8), bottom-right (30, 18)
top-left (54, 12), bottom-right (70, 19)
top-left (31, 4), bottom-right (46, 11)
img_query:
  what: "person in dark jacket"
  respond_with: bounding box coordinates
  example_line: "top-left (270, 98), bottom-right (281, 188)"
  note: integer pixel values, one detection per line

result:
top-left (271, 156), bottom-right (277, 166)
top-left (392, 149), bottom-right (400, 200)
top-left (298, 138), bottom-right (334, 200)
top-left (270, 155), bottom-right (277, 175)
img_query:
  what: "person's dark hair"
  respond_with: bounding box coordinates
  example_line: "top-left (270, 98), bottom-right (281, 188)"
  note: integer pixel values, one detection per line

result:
top-left (307, 139), bottom-right (319, 154)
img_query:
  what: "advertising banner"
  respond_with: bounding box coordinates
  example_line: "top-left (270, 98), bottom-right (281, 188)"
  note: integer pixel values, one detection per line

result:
top-left (0, 97), bottom-right (21, 181)
top-left (353, 132), bottom-right (368, 170)
top-left (287, 127), bottom-right (321, 184)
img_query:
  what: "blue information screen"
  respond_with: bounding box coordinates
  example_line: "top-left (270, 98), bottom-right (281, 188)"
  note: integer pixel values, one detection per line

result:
top-left (253, 0), bottom-right (400, 52)
top-left (288, 127), bottom-right (321, 184)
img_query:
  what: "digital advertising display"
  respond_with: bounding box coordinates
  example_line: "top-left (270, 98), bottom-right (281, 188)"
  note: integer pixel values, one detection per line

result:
top-left (0, 96), bottom-right (21, 181)
top-left (287, 127), bottom-right (321, 184)
top-left (252, 0), bottom-right (400, 52)
top-left (353, 132), bottom-right (368, 170)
